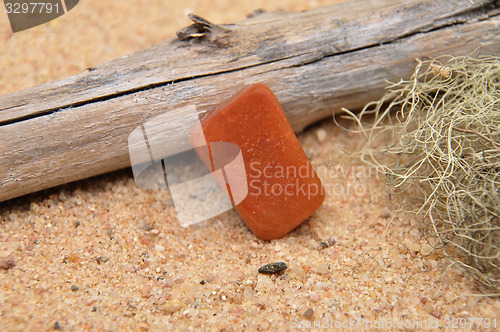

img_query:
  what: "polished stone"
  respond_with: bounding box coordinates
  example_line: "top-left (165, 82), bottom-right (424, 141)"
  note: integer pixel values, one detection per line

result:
top-left (199, 83), bottom-right (324, 240)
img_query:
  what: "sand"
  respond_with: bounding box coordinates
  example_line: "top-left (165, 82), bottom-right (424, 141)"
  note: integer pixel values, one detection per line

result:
top-left (1, 0), bottom-right (499, 330)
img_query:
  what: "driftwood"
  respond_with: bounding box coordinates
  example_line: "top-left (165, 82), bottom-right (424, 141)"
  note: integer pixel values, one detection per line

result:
top-left (0, 0), bottom-right (499, 203)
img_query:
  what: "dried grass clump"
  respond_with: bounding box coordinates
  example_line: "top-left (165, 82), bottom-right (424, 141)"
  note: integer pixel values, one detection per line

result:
top-left (341, 55), bottom-right (500, 293)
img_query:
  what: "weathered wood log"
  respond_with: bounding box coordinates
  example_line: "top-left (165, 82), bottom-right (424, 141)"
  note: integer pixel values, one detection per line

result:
top-left (0, 0), bottom-right (499, 203)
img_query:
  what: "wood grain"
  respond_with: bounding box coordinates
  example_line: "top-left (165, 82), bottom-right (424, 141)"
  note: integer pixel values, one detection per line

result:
top-left (0, 0), bottom-right (499, 202)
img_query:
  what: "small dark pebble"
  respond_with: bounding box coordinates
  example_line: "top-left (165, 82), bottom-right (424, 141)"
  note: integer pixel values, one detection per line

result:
top-left (320, 238), bottom-right (336, 248)
top-left (303, 307), bottom-right (314, 319)
top-left (157, 276), bottom-right (164, 281)
top-left (200, 280), bottom-right (206, 285)
top-left (258, 262), bottom-right (287, 274)
top-left (96, 256), bottom-right (109, 264)
top-left (92, 307), bottom-right (97, 312)
top-left (54, 321), bottom-right (62, 330)
top-left (70, 285), bottom-right (79, 291)
top-left (0, 254), bottom-right (16, 270)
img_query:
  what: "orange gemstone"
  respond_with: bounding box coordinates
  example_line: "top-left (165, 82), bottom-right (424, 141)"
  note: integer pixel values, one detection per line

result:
top-left (198, 84), bottom-right (324, 240)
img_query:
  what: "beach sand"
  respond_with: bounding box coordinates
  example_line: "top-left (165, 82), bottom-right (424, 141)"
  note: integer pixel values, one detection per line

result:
top-left (1, 0), bottom-right (498, 330)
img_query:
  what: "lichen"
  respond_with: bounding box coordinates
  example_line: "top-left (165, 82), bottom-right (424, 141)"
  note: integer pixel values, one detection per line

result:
top-left (341, 54), bottom-right (500, 293)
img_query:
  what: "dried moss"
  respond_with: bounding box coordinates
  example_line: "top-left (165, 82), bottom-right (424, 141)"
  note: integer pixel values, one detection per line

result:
top-left (341, 55), bottom-right (500, 293)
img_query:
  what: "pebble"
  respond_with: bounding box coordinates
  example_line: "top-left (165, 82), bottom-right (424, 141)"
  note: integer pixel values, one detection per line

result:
top-left (96, 256), bottom-right (109, 264)
top-left (29, 202), bottom-right (38, 212)
top-left (199, 84), bottom-right (324, 240)
top-left (256, 274), bottom-right (275, 291)
top-left (303, 307), bottom-right (314, 319)
top-left (0, 254), bottom-right (16, 270)
top-left (163, 300), bottom-right (184, 313)
top-left (309, 294), bottom-right (321, 302)
top-left (154, 245), bottom-right (165, 252)
top-left (423, 302), bottom-right (434, 314)
top-left (316, 128), bottom-right (328, 143)
top-left (64, 253), bottom-right (80, 264)
top-left (289, 265), bottom-right (305, 281)
top-left (315, 263), bottom-right (329, 274)
top-left (59, 192), bottom-right (67, 201)
top-left (71, 285), bottom-right (79, 291)
top-left (410, 229), bottom-right (420, 236)
top-left (316, 281), bottom-right (332, 290)
top-left (320, 238), bottom-right (336, 248)
top-left (243, 286), bottom-right (256, 301)
top-left (258, 262), bottom-right (287, 274)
